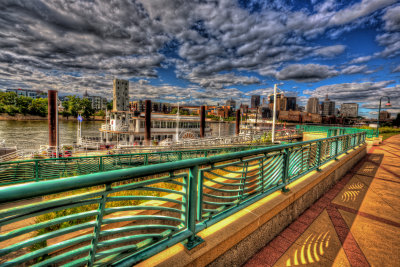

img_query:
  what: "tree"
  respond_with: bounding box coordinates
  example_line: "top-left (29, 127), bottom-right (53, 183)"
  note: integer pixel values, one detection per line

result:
top-left (28, 98), bottom-right (48, 116)
top-left (16, 96), bottom-right (33, 115)
top-left (95, 110), bottom-right (105, 117)
top-left (62, 100), bottom-right (70, 112)
top-left (61, 110), bottom-right (71, 118)
top-left (67, 95), bottom-right (81, 117)
top-left (394, 113), bottom-right (400, 127)
top-left (0, 92), bottom-right (17, 105)
top-left (106, 101), bottom-right (113, 111)
top-left (4, 105), bottom-right (19, 116)
top-left (81, 98), bottom-right (94, 119)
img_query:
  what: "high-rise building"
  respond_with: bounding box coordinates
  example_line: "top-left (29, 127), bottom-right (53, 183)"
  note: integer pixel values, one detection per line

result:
top-left (268, 92), bottom-right (284, 111)
top-left (251, 95), bottom-right (261, 108)
top-left (379, 111), bottom-right (391, 120)
top-left (113, 79), bottom-right (129, 112)
top-left (83, 90), bottom-right (108, 110)
top-left (226, 98), bottom-right (236, 108)
top-left (322, 95), bottom-right (335, 116)
top-left (306, 97), bottom-right (319, 114)
top-left (268, 93), bottom-right (296, 111)
top-left (284, 97), bottom-right (296, 111)
top-left (340, 103), bottom-right (359, 118)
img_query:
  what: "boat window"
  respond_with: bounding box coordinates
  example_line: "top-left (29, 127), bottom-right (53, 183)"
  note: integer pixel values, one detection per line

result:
top-left (140, 121), bottom-right (145, 128)
top-left (154, 121), bottom-right (160, 128)
top-left (161, 121), bottom-right (166, 128)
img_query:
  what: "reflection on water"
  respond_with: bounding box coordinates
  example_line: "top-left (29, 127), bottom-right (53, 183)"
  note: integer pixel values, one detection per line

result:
top-left (0, 120), bottom-right (235, 149)
top-left (0, 120), bottom-right (102, 149)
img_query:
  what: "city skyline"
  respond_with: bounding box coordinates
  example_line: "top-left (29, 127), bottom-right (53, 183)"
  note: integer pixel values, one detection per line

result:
top-left (0, 1), bottom-right (399, 118)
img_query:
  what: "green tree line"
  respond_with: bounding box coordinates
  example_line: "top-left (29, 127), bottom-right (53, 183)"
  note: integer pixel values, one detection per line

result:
top-left (0, 92), bottom-right (110, 119)
top-left (0, 92), bottom-right (48, 116)
top-left (61, 95), bottom-right (94, 119)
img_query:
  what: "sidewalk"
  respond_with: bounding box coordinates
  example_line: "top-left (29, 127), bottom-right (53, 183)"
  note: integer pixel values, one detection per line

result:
top-left (245, 135), bottom-right (400, 267)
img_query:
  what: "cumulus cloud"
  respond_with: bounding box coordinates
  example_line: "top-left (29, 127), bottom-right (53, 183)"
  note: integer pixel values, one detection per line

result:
top-left (304, 81), bottom-right (399, 111)
top-left (186, 73), bottom-right (260, 90)
top-left (0, 0), bottom-right (398, 100)
top-left (328, 0), bottom-right (397, 26)
top-left (314, 45), bottom-right (346, 57)
top-left (383, 4), bottom-right (400, 31)
top-left (376, 32), bottom-right (400, 58)
top-left (350, 55), bottom-right (373, 64)
top-left (341, 65), bottom-right (369, 74)
top-left (376, 4), bottom-right (400, 58)
top-left (393, 65), bottom-right (400, 72)
top-left (276, 64), bottom-right (339, 82)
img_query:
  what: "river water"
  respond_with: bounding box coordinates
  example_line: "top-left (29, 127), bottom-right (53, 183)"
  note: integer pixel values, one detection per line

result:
top-left (0, 120), bottom-right (236, 149)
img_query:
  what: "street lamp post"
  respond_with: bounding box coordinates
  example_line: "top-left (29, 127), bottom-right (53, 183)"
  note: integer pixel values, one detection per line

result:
top-left (272, 84), bottom-right (277, 143)
top-left (376, 96), bottom-right (391, 137)
top-left (176, 102), bottom-right (180, 142)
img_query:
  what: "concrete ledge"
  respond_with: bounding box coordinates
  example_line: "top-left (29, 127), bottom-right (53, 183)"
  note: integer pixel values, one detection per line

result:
top-left (137, 144), bottom-right (367, 267)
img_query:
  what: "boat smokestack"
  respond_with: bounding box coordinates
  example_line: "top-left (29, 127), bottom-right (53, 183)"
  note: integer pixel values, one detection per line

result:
top-left (200, 105), bottom-right (205, 138)
top-left (145, 100), bottom-right (151, 145)
top-left (48, 90), bottom-right (58, 149)
top-left (235, 109), bottom-right (240, 135)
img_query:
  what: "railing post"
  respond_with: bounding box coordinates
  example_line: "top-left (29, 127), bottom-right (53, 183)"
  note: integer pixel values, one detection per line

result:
top-left (35, 160), bottom-right (39, 182)
top-left (88, 183), bottom-right (111, 266)
top-left (239, 159), bottom-right (248, 199)
top-left (99, 156), bottom-right (103, 172)
top-left (261, 156), bottom-right (265, 193)
top-left (282, 148), bottom-right (290, 192)
top-left (144, 154), bottom-right (148, 165)
top-left (317, 141), bottom-right (322, 171)
top-left (184, 165), bottom-right (204, 250)
top-left (178, 152), bottom-right (182, 161)
top-left (334, 137), bottom-right (339, 160)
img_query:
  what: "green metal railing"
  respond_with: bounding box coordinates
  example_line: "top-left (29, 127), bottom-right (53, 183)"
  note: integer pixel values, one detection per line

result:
top-left (296, 125), bottom-right (375, 138)
top-left (0, 132), bottom-right (365, 266)
top-left (0, 146), bottom-right (266, 186)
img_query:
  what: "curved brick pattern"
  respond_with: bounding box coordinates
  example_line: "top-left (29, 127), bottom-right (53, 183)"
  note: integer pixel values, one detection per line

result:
top-left (245, 134), bottom-right (400, 267)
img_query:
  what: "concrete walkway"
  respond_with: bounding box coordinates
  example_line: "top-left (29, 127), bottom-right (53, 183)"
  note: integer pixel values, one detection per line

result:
top-left (245, 135), bottom-right (400, 267)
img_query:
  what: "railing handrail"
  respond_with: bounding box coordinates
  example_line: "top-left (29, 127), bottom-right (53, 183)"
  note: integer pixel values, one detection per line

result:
top-left (0, 133), bottom-right (362, 204)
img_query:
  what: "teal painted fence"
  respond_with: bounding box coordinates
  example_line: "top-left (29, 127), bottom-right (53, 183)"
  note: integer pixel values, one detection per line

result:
top-left (296, 125), bottom-right (375, 138)
top-left (0, 132), bottom-right (366, 266)
top-left (0, 146), bottom-right (266, 186)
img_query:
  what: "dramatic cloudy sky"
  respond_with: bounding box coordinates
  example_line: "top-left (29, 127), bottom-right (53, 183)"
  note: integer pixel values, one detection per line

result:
top-left (0, 0), bottom-right (399, 117)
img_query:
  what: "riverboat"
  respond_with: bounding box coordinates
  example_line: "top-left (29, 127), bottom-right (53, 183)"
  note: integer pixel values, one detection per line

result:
top-left (96, 111), bottom-right (212, 147)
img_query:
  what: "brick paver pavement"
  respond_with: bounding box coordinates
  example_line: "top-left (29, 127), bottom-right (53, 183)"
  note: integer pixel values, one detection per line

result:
top-left (245, 134), bottom-right (400, 267)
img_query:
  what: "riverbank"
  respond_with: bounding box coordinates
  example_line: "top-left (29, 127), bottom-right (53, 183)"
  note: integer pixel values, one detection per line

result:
top-left (0, 113), bottom-right (105, 121)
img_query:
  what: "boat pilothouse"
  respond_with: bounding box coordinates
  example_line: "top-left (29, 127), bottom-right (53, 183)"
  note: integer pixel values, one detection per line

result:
top-left (99, 111), bottom-right (212, 146)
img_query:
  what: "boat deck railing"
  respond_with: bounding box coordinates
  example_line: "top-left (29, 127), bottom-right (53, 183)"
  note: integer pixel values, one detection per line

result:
top-left (0, 131), bottom-right (366, 266)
